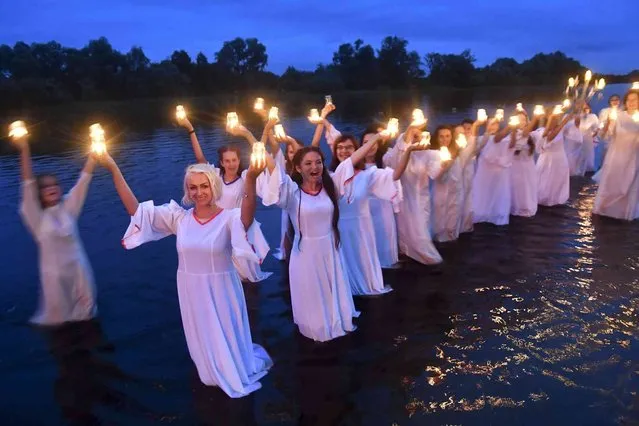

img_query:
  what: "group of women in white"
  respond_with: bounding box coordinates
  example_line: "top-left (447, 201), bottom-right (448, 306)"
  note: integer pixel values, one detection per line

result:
top-left (12, 85), bottom-right (639, 399)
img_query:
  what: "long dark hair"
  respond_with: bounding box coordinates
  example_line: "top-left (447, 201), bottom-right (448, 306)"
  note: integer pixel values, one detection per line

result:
top-left (217, 145), bottom-right (244, 179)
top-left (330, 134), bottom-right (365, 172)
top-left (517, 112), bottom-right (535, 156)
top-left (431, 125), bottom-right (459, 158)
top-left (285, 137), bottom-right (304, 176)
top-left (36, 173), bottom-right (59, 208)
top-left (623, 89), bottom-right (639, 108)
top-left (291, 146), bottom-right (341, 250)
top-left (361, 125), bottom-right (389, 169)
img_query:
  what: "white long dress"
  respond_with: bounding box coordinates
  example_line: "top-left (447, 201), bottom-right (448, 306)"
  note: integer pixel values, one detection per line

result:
top-left (338, 159), bottom-right (400, 295)
top-left (366, 164), bottom-right (400, 268)
top-left (19, 172), bottom-right (97, 326)
top-left (579, 113), bottom-right (599, 172)
top-left (261, 163), bottom-right (359, 342)
top-left (510, 133), bottom-right (538, 217)
top-left (272, 150), bottom-right (289, 261)
top-left (432, 156), bottom-right (463, 242)
top-left (593, 111), bottom-right (639, 220)
top-left (563, 120), bottom-right (586, 176)
top-left (384, 135), bottom-right (442, 264)
top-left (458, 137), bottom-right (477, 234)
top-left (214, 167), bottom-right (272, 283)
top-left (535, 129), bottom-right (570, 206)
top-left (472, 136), bottom-right (512, 225)
top-left (121, 202), bottom-right (273, 397)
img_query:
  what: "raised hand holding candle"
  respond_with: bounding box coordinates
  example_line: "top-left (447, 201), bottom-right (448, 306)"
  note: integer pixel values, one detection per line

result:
top-left (563, 98), bottom-right (571, 109)
top-left (382, 118), bottom-right (399, 138)
top-left (254, 98), bottom-right (264, 111)
top-left (508, 115), bottom-right (520, 127)
top-left (411, 109), bottom-right (426, 126)
top-left (226, 112), bottom-right (239, 129)
top-left (568, 77), bottom-right (576, 88)
top-left (596, 78), bottom-right (606, 91)
top-left (8, 120), bottom-right (28, 139)
top-left (89, 123), bottom-right (107, 155)
top-left (585, 70), bottom-right (592, 82)
top-left (325, 95), bottom-right (333, 106)
top-left (419, 131), bottom-right (431, 147)
top-left (439, 146), bottom-right (451, 162)
top-left (308, 108), bottom-right (321, 124)
top-left (268, 107), bottom-right (279, 121)
top-left (533, 105), bottom-right (545, 116)
top-left (632, 111), bottom-right (639, 123)
top-left (552, 105), bottom-right (563, 115)
top-left (495, 109), bottom-right (504, 121)
top-left (250, 142), bottom-right (266, 168)
top-left (516, 103), bottom-right (524, 112)
top-left (176, 105), bottom-right (186, 120)
top-left (477, 109), bottom-right (487, 122)
top-left (609, 108), bottom-right (618, 121)
top-left (456, 133), bottom-right (467, 149)
top-left (274, 124), bottom-right (286, 139)
top-left (632, 82), bottom-right (639, 90)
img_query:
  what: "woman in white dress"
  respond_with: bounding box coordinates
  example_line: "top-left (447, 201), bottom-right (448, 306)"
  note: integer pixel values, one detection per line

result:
top-left (578, 103), bottom-right (599, 173)
top-left (101, 152), bottom-right (273, 398)
top-left (16, 133), bottom-right (98, 326)
top-left (594, 94), bottom-right (621, 176)
top-left (326, 129), bottom-right (423, 295)
top-left (472, 119), bottom-right (512, 225)
top-left (563, 111), bottom-right (586, 176)
top-left (456, 121), bottom-right (483, 234)
top-left (593, 89), bottom-right (639, 221)
top-left (383, 127), bottom-right (444, 265)
top-left (260, 140), bottom-right (360, 341)
top-left (534, 112), bottom-right (574, 206)
top-left (178, 118), bottom-right (271, 283)
top-left (495, 111), bottom-right (538, 217)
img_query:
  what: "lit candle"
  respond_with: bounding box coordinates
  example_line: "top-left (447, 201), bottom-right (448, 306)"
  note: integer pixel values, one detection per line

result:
top-left (419, 131), bottom-right (431, 147)
top-left (308, 108), bottom-right (321, 124)
top-left (495, 109), bottom-right (504, 121)
top-left (508, 116), bottom-right (520, 127)
top-left (596, 78), bottom-right (606, 91)
top-left (609, 108), bottom-right (618, 121)
top-left (325, 95), bottom-right (333, 106)
top-left (552, 105), bottom-right (563, 115)
top-left (632, 82), bottom-right (639, 90)
top-left (568, 77), bottom-right (576, 88)
top-left (632, 111), bottom-right (639, 123)
top-left (89, 123), bottom-right (107, 155)
top-left (254, 97), bottom-right (264, 111)
top-left (439, 146), bottom-right (451, 162)
top-left (516, 103), bottom-right (524, 112)
top-left (385, 118), bottom-right (399, 138)
top-left (8, 120), bottom-right (28, 139)
top-left (411, 108), bottom-right (426, 126)
top-left (563, 98), bottom-right (571, 109)
top-left (274, 124), bottom-right (286, 139)
top-left (455, 133), bottom-right (467, 149)
top-left (268, 106), bottom-right (279, 121)
top-left (226, 112), bottom-right (239, 129)
top-left (533, 105), bottom-right (545, 116)
top-left (477, 108), bottom-right (487, 122)
top-left (176, 105), bottom-right (186, 120)
top-left (584, 70), bottom-right (592, 82)
top-left (250, 142), bottom-right (266, 168)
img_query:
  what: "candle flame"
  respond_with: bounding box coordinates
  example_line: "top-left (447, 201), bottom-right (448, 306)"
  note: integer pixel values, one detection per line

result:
top-left (495, 109), bottom-right (504, 121)
top-left (533, 105), bottom-right (545, 116)
top-left (516, 103), bottom-right (524, 112)
top-left (455, 133), bottom-right (467, 149)
top-left (552, 105), bottom-right (563, 115)
top-left (254, 98), bottom-right (264, 110)
top-left (8, 120), bottom-right (28, 139)
top-left (268, 107), bottom-right (279, 121)
top-left (175, 105), bottom-right (186, 120)
top-left (585, 70), bottom-right (592, 81)
top-left (568, 77), bottom-right (576, 88)
top-left (226, 112), bottom-right (239, 129)
top-left (382, 118), bottom-right (399, 138)
top-left (250, 142), bottom-right (266, 168)
top-left (596, 78), bottom-right (606, 91)
top-left (563, 98), bottom-right (571, 109)
top-left (508, 116), bottom-right (520, 127)
top-left (308, 108), bottom-right (321, 124)
top-left (89, 123), bottom-right (107, 155)
top-left (411, 109), bottom-right (426, 126)
top-left (632, 82), bottom-right (639, 90)
top-left (477, 109), bottom-right (487, 122)
top-left (274, 124), bottom-right (286, 139)
top-left (609, 108), bottom-right (618, 121)
top-left (439, 146), bottom-right (451, 162)
top-left (632, 111), bottom-right (639, 123)
top-left (419, 131), bottom-right (431, 147)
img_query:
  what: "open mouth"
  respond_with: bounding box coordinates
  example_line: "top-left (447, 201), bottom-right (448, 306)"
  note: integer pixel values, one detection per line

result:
top-left (309, 171), bottom-right (320, 178)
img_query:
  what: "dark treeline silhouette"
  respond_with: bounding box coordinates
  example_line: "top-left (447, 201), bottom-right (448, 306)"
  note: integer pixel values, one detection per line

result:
top-left (1, 36), bottom-right (637, 110)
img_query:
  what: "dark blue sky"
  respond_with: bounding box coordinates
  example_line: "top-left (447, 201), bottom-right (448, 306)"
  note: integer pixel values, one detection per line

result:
top-left (1, 0), bottom-right (638, 74)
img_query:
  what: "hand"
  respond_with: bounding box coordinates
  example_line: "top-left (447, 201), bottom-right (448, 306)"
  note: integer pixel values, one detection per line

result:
top-left (177, 116), bottom-right (193, 131)
top-left (227, 124), bottom-right (249, 137)
top-left (13, 135), bottom-right (29, 151)
top-left (247, 158), bottom-right (267, 179)
top-left (408, 119), bottom-right (428, 132)
top-left (321, 103), bottom-right (336, 119)
top-left (91, 151), bottom-right (117, 172)
top-left (255, 108), bottom-right (268, 121)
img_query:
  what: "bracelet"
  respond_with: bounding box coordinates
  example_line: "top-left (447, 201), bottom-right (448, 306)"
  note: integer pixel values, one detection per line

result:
top-left (188, 129), bottom-right (195, 135)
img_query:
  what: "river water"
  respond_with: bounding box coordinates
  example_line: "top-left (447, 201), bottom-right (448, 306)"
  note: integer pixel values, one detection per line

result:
top-left (0, 85), bottom-right (637, 425)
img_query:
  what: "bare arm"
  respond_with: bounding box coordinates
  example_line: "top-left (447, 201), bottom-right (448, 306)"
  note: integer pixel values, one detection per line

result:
top-left (310, 121), bottom-right (325, 147)
top-left (392, 144), bottom-right (421, 180)
top-left (350, 133), bottom-right (385, 167)
top-left (179, 118), bottom-right (207, 164)
top-left (493, 125), bottom-right (511, 143)
top-left (545, 114), bottom-right (574, 142)
top-left (99, 153), bottom-right (139, 216)
top-left (17, 138), bottom-right (34, 181)
top-left (241, 173), bottom-right (258, 231)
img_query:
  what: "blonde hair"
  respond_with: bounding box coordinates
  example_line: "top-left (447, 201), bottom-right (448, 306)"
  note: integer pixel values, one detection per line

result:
top-left (182, 163), bottom-right (223, 206)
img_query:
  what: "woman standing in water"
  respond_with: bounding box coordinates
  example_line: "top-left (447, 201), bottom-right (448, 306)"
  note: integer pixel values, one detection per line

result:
top-left (102, 151), bottom-right (273, 398)
top-left (593, 89), bottom-right (639, 221)
top-left (535, 111), bottom-right (574, 206)
top-left (431, 125), bottom-right (463, 242)
top-left (177, 116), bottom-right (272, 283)
top-left (578, 103), bottom-right (599, 173)
top-left (16, 129), bottom-right (98, 326)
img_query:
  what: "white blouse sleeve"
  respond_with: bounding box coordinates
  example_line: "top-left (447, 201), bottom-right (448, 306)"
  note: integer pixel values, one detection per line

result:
top-left (229, 208), bottom-right (270, 265)
top-left (331, 157), bottom-right (355, 196)
top-left (324, 122), bottom-right (342, 150)
top-left (62, 172), bottom-right (93, 218)
top-left (274, 149), bottom-right (286, 168)
top-left (259, 164), bottom-right (296, 209)
top-left (121, 200), bottom-right (186, 249)
top-left (368, 167), bottom-right (402, 203)
top-left (19, 179), bottom-right (43, 236)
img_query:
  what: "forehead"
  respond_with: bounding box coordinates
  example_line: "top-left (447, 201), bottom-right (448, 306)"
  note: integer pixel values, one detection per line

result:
top-left (439, 129), bottom-right (452, 136)
top-left (221, 150), bottom-right (239, 160)
top-left (336, 138), bottom-right (356, 147)
top-left (301, 151), bottom-right (322, 162)
top-left (627, 93), bottom-right (639, 101)
top-left (188, 172), bottom-right (210, 185)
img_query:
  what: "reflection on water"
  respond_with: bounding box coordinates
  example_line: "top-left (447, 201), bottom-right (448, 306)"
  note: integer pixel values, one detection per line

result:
top-left (0, 86), bottom-right (638, 425)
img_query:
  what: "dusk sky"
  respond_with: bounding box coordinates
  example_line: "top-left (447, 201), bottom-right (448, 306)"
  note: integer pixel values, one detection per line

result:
top-left (1, 0), bottom-right (638, 75)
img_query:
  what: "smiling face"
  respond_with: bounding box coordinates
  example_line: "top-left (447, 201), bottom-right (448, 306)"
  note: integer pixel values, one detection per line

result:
top-left (517, 112), bottom-right (529, 129)
top-left (221, 150), bottom-right (240, 177)
top-left (286, 143), bottom-right (298, 162)
top-left (295, 151), bottom-right (323, 185)
top-left (187, 173), bottom-right (213, 208)
top-left (437, 128), bottom-right (453, 147)
top-left (462, 122), bottom-right (473, 137)
top-left (362, 133), bottom-right (378, 160)
top-left (335, 137), bottom-right (357, 163)
top-left (487, 120), bottom-right (500, 134)
top-left (610, 95), bottom-right (621, 108)
top-left (625, 92), bottom-right (638, 112)
top-left (38, 175), bottom-right (62, 208)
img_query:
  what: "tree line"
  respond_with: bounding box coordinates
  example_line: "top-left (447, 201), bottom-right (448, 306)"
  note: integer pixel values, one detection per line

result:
top-left (1, 36), bottom-right (637, 110)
